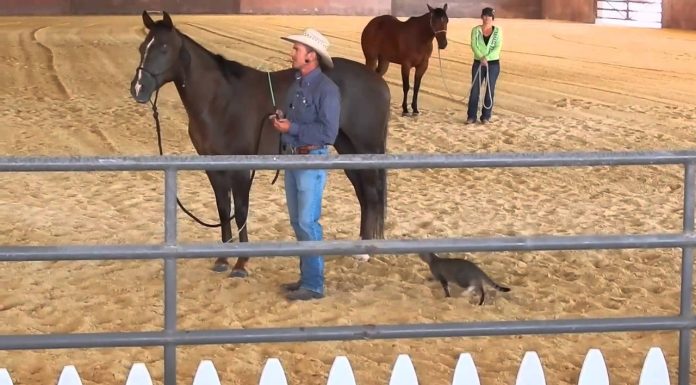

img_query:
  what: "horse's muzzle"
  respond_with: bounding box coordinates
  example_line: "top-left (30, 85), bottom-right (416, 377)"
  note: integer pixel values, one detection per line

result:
top-left (436, 37), bottom-right (448, 50)
top-left (130, 69), bottom-right (156, 103)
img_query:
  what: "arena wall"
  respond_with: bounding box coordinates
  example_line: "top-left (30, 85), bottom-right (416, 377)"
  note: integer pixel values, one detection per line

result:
top-left (238, 0), bottom-right (390, 15)
top-left (0, 0), bottom-right (71, 16)
top-left (540, 0), bottom-right (596, 23)
top-left (0, 1), bottom-right (694, 31)
top-left (0, 0), bottom-right (241, 16)
top-left (662, 0), bottom-right (696, 30)
top-left (392, 0), bottom-right (542, 19)
top-left (68, 0), bottom-right (240, 15)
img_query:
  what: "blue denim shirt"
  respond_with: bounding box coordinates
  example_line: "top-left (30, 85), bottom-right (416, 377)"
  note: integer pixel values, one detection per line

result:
top-left (281, 67), bottom-right (340, 148)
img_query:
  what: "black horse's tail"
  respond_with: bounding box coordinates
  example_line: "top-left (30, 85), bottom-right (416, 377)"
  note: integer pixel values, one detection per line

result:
top-left (373, 117), bottom-right (389, 240)
top-left (375, 166), bottom-right (387, 239)
top-left (374, 95), bottom-right (391, 239)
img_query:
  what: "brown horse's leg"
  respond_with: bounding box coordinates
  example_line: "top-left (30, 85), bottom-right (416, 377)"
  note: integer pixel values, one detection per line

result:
top-left (229, 170), bottom-right (252, 278)
top-left (207, 171), bottom-right (233, 272)
top-left (365, 56), bottom-right (378, 72)
top-left (376, 58), bottom-right (389, 76)
top-left (400, 64), bottom-right (411, 116)
top-left (411, 62), bottom-right (429, 115)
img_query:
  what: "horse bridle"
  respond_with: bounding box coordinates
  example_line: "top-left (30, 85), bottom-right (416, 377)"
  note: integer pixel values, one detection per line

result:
top-left (430, 14), bottom-right (447, 36)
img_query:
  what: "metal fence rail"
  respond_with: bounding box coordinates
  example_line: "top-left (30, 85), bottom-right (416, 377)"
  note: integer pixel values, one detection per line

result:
top-left (1, 150), bottom-right (694, 385)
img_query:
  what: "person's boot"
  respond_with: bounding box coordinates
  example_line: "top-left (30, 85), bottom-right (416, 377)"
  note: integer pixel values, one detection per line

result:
top-left (286, 288), bottom-right (324, 301)
top-left (280, 281), bottom-right (302, 292)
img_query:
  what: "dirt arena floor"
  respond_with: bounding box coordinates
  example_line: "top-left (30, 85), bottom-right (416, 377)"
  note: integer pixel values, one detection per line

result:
top-left (0, 13), bottom-right (695, 385)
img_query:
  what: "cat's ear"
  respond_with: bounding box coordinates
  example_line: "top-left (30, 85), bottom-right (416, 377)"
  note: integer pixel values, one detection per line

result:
top-left (419, 253), bottom-right (435, 263)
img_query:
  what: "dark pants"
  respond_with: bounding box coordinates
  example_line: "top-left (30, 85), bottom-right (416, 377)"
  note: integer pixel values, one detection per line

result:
top-left (467, 60), bottom-right (500, 121)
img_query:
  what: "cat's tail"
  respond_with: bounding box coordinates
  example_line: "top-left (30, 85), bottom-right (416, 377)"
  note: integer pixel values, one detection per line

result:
top-left (483, 273), bottom-right (511, 292)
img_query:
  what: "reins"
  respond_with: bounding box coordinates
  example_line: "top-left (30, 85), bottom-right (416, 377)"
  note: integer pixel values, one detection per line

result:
top-left (145, 69), bottom-right (282, 236)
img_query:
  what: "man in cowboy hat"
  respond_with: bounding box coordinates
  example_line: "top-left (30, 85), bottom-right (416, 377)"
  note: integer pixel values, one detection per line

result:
top-left (271, 28), bottom-right (340, 301)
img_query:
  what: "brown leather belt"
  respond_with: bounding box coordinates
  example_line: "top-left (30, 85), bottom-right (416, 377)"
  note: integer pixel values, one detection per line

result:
top-left (283, 144), bottom-right (326, 154)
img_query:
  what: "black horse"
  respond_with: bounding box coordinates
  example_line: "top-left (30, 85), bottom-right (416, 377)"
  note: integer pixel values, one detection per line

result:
top-left (130, 11), bottom-right (390, 277)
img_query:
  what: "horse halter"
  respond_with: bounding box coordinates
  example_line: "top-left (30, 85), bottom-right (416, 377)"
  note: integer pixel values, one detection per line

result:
top-left (135, 34), bottom-right (188, 98)
top-left (430, 14), bottom-right (447, 35)
top-left (135, 59), bottom-right (186, 93)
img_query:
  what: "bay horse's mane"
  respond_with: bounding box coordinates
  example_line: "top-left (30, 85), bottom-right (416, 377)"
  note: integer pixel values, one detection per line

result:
top-left (405, 7), bottom-right (446, 23)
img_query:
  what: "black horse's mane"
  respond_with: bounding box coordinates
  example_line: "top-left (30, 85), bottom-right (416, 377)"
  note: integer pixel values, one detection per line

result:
top-left (166, 25), bottom-right (248, 81)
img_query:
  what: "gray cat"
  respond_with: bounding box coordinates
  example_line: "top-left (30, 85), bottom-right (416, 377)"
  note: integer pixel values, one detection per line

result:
top-left (419, 252), bottom-right (511, 305)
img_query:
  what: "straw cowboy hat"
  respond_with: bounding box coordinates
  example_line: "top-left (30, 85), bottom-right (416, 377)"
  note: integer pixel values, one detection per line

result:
top-left (281, 28), bottom-right (334, 68)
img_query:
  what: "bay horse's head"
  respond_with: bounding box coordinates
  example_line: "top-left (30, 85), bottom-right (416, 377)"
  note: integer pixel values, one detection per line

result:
top-left (427, 3), bottom-right (448, 50)
top-left (130, 11), bottom-right (186, 103)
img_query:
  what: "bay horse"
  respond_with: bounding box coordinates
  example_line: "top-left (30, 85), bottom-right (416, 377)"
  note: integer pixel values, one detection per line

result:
top-left (361, 4), bottom-right (449, 116)
top-left (130, 11), bottom-right (390, 278)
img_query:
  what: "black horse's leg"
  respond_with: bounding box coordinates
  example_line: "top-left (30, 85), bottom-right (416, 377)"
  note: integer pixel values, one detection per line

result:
top-left (229, 169), bottom-right (252, 278)
top-left (206, 171), bottom-right (233, 272)
top-left (334, 133), bottom-right (386, 261)
top-left (400, 64), bottom-right (411, 116)
top-left (357, 167), bottom-right (386, 241)
top-left (411, 62), bottom-right (428, 116)
top-left (334, 134), bottom-right (365, 231)
top-left (333, 133), bottom-right (372, 262)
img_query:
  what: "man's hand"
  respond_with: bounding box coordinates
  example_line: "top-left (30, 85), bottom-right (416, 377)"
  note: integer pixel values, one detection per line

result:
top-left (272, 117), bottom-right (291, 133)
top-left (268, 109), bottom-right (290, 133)
top-left (481, 57), bottom-right (488, 67)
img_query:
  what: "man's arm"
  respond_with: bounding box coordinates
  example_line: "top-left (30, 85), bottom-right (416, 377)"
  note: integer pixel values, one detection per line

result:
top-left (288, 81), bottom-right (340, 145)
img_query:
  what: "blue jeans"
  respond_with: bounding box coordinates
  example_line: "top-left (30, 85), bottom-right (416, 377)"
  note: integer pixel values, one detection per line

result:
top-left (284, 147), bottom-right (328, 294)
top-left (467, 60), bottom-right (500, 121)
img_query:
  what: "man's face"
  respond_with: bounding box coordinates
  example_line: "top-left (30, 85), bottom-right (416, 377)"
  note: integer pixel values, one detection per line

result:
top-left (290, 42), bottom-right (312, 69)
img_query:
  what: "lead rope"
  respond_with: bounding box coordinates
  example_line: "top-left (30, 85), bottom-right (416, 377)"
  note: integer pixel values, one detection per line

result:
top-left (267, 71), bottom-right (282, 185)
top-left (470, 64), bottom-right (494, 110)
top-left (148, 88), bottom-right (233, 229)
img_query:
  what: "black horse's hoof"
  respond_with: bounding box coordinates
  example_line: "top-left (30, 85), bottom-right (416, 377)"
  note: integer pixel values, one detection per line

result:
top-left (401, 111), bottom-right (409, 117)
top-left (412, 111), bottom-right (420, 116)
top-left (229, 269), bottom-right (248, 278)
top-left (212, 263), bottom-right (229, 273)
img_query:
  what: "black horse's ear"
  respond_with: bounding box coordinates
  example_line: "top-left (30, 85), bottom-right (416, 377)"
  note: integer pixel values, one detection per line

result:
top-left (142, 10), bottom-right (155, 30)
top-left (162, 11), bottom-right (173, 28)
top-left (427, 4), bottom-right (433, 12)
top-left (443, 3), bottom-right (448, 12)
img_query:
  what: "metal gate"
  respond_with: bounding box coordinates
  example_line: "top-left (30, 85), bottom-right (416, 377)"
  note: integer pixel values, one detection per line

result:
top-left (596, 0), bottom-right (662, 28)
top-left (1, 151), bottom-right (694, 385)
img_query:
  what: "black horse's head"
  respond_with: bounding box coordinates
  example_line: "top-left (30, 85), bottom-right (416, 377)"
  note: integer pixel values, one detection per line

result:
top-left (130, 11), bottom-right (186, 103)
top-left (427, 3), bottom-right (449, 50)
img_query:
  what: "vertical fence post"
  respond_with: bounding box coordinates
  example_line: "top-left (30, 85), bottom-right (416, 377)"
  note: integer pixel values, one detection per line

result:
top-left (164, 168), bottom-right (178, 385)
top-left (679, 162), bottom-right (695, 385)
